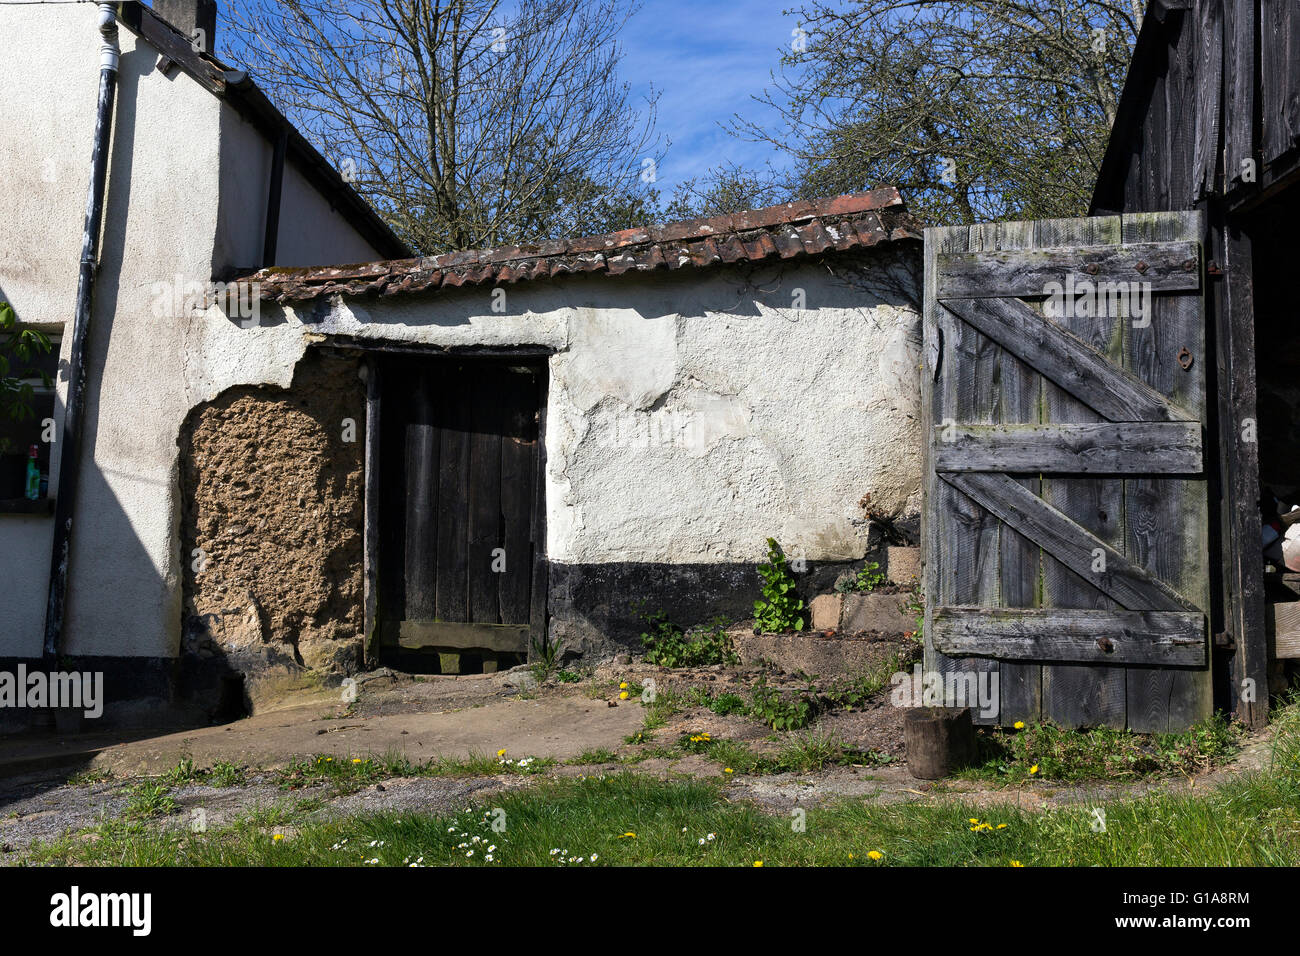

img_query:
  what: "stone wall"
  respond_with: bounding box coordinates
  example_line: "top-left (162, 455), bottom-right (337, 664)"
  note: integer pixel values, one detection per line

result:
top-left (178, 351), bottom-right (365, 698)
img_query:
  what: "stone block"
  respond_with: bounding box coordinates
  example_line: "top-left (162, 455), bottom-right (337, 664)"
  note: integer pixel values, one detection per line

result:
top-left (809, 593), bottom-right (844, 631)
top-left (732, 631), bottom-right (909, 676)
top-left (886, 546), bottom-right (921, 584)
top-left (840, 592), bottom-right (916, 635)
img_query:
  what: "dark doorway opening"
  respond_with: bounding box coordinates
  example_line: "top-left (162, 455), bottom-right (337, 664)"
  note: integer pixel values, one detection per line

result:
top-left (1245, 183), bottom-right (1300, 684)
top-left (375, 354), bottom-right (547, 674)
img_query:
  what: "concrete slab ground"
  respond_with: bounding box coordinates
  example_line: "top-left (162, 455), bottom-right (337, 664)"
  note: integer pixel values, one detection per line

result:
top-left (1, 694), bottom-right (644, 780)
top-left (95, 695), bottom-right (645, 776)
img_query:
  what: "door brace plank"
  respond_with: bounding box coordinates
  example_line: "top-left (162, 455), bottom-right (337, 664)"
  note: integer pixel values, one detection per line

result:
top-left (935, 241), bottom-right (1200, 298)
top-left (932, 606), bottom-right (1207, 665)
top-left (934, 422), bottom-right (1203, 473)
top-left (940, 296), bottom-right (1194, 423)
top-left (941, 471), bottom-right (1197, 612)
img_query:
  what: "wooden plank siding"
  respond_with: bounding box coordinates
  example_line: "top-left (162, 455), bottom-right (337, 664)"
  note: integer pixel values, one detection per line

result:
top-left (1121, 213), bottom-right (1214, 731)
top-left (1088, 0), bottom-right (1273, 728)
top-left (1260, 0), bottom-right (1300, 169)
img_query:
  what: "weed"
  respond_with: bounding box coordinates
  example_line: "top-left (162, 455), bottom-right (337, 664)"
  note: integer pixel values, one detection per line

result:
top-left (678, 731), bottom-right (715, 754)
top-left (641, 686), bottom-right (684, 731)
top-left (638, 608), bottom-right (738, 667)
top-left (66, 768), bottom-right (113, 787)
top-left (753, 538), bottom-right (806, 633)
top-left (825, 646), bottom-right (920, 710)
top-left (162, 756), bottom-right (201, 786)
top-left (749, 674), bottom-right (816, 731)
top-left (123, 783), bottom-right (178, 820)
top-left (708, 692), bottom-right (746, 716)
top-left (834, 561), bottom-right (887, 594)
top-left (961, 714), bottom-right (1241, 783)
top-left (25, 698), bottom-right (1299, 867)
top-left (529, 635), bottom-right (564, 683)
top-left (567, 748), bottom-right (620, 765)
top-left (209, 761), bottom-right (247, 788)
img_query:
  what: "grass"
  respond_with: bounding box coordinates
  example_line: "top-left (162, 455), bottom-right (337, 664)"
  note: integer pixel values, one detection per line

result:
top-left (122, 782), bottom-right (178, 821)
top-left (18, 700), bottom-right (1300, 867)
top-left (24, 701), bottom-right (1300, 865)
top-left (566, 748), bottom-right (621, 765)
top-left (679, 731), bottom-right (896, 775)
top-left (275, 751), bottom-right (556, 793)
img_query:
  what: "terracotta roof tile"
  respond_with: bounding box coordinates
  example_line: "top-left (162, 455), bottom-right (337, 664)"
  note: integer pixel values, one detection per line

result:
top-left (246, 186), bottom-right (920, 302)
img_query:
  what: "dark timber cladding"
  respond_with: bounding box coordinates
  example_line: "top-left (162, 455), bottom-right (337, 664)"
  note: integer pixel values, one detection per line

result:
top-left (1088, 0), bottom-right (1299, 728)
top-left (376, 357), bottom-right (544, 669)
top-left (923, 212), bottom-right (1212, 731)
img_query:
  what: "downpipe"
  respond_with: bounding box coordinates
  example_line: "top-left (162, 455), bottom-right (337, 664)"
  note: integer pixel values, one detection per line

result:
top-left (43, 3), bottom-right (120, 658)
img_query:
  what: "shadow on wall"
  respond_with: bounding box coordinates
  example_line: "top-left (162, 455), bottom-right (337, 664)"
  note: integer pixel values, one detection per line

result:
top-left (177, 349), bottom-right (366, 706)
top-left (0, 44), bottom-right (254, 738)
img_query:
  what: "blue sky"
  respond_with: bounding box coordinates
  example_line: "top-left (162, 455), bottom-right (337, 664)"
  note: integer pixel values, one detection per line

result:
top-left (616, 0), bottom-right (798, 195)
top-left (218, 0), bottom-right (799, 198)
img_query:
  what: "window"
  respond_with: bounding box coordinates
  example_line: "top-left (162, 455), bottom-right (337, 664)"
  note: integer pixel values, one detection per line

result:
top-left (0, 328), bottom-right (59, 501)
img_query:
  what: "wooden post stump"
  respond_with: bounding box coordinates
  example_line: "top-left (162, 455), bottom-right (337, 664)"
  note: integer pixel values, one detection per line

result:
top-left (904, 706), bottom-right (975, 779)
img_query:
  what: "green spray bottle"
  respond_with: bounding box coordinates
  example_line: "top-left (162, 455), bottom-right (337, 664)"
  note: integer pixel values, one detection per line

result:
top-left (24, 445), bottom-right (39, 500)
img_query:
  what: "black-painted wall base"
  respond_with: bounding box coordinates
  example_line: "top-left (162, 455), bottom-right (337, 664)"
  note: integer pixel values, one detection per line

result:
top-left (0, 653), bottom-right (248, 734)
top-left (546, 557), bottom-right (871, 658)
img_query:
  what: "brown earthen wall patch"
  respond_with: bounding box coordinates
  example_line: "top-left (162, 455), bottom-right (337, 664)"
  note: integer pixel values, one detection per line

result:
top-left (179, 351), bottom-right (365, 680)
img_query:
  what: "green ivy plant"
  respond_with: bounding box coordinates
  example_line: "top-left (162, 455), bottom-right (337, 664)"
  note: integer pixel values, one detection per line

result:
top-left (753, 537), bottom-right (805, 633)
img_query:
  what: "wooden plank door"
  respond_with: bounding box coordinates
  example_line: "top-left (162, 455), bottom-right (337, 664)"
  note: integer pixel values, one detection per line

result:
top-left (922, 212), bottom-right (1211, 730)
top-left (378, 357), bottom-right (544, 669)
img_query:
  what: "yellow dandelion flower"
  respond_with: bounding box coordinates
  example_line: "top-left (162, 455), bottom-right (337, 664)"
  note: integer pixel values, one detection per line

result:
top-left (619, 691), bottom-right (629, 700)
top-left (497, 749), bottom-right (507, 757)
top-left (724, 768), bottom-right (733, 773)
top-left (352, 758), bottom-right (362, 764)
top-left (272, 834), bottom-right (284, 842)
top-left (617, 832), bottom-right (637, 839)
top-left (619, 682), bottom-right (628, 689)
top-left (753, 860), bottom-right (764, 867)
top-left (1010, 860), bottom-right (1024, 867)
top-left (1013, 721), bottom-right (1025, 730)
top-left (996, 823), bottom-right (1008, 829)
top-left (867, 850), bottom-right (883, 861)
top-left (969, 818), bottom-right (980, 824)
top-left (1029, 764), bottom-right (1039, 775)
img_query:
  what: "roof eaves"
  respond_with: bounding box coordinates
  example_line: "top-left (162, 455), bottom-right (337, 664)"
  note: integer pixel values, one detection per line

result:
top-left (117, 1), bottom-right (412, 260)
top-left (242, 188), bottom-right (921, 304)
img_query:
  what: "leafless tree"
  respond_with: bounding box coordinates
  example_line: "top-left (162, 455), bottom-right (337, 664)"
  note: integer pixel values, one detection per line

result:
top-left (225, 0), bottom-right (662, 253)
top-left (720, 0), bottom-right (1141, 226)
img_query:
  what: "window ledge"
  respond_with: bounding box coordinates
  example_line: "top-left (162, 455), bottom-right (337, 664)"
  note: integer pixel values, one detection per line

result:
top-left (0, 497), bottom-right (54, 515)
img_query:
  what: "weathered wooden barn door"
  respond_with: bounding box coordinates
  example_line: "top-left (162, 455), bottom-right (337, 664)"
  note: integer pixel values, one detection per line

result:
top-left (377, 357), bottom-right (545, 671)
top-left (922, 212), bottom-right (1211, 731)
